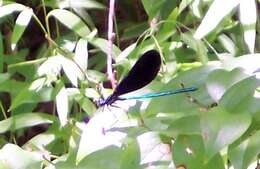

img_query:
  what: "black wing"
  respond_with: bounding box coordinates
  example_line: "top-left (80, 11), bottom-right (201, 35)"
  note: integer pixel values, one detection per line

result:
top-left (98, 50), bottom-right (161, 106)
top-left (114, 50), bottom-right (161, 96)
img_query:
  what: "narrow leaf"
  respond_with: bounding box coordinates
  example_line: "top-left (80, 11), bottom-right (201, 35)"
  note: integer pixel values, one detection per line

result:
top-left (0, 113), bottom-right (54, 134)
top-left (11, 8), bottom-right (33, 50)
top-left (47, 9), bottom-right (90, 37)
top-left (239, 0), bottom-right (257, 53)
top-left (61, 56), bottom-right (84, 87)
top-left (0, 144), bottom-right (43, 169)
top-left (75, 38), bottom-right (88, 71)
top-left (0, 3), bottom-right (26, 18)
top-left (194, 0), bottom-right (239, 39)
top-left (229, 130), bottom-right (260, 169)
top-left (56, 87), bottom-right (68, 127)
top-left (59, 0), bottom-right (105, 9)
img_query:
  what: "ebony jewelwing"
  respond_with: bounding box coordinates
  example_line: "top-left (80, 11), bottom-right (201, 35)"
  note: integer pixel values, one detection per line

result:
top-left (97, 50), bottom-right (198, 107)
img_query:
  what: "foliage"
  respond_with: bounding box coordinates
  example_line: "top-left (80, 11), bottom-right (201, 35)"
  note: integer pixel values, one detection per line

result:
top-left (0, 0), bottom-right (260, 169)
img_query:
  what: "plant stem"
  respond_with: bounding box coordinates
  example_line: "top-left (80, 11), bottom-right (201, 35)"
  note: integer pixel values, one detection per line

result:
top-left (107, 0), bottom-right (117, 89)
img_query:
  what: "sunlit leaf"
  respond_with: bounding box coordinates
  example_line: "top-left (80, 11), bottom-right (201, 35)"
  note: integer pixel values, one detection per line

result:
top-left (59, 0), bottom-right (105, 9)
top-left (76, 109), bottom-right (130, 163)
top-left (0, 113), bottom-right (54, 133)
top-left (229, 130), bottom-right (260, 169)
top-left (56, 87), bottom-right (69, 127)
top-left (194, 0), bottom-right (239, 39)
top-left (11, 8), bottom-right (33, 50)
top-left (218, 34), bottom-right (237, 55)
top-left (37, 55), bottom-right (62, 85)
top-left (116, 43), bottom-right (137, 62)
top-left (191, 0), bottom-right (201, 18)
top-left (0, 3), bottom-right (26, 18)
top-left (221, 53), bottom-right (260, 74)
top-left (179, 0), bottom-right (193, 14)
top-left (239, 0), bottom-right (257, 53)
top-left (61, 56), bottom-right (84, 87)
top-left (0, 144), bottom-right (43, 169)
top-left (75, 38), bottom-right (88, 71)
top-left (206, 68), bottom-right (248, 102)
top-left (47, 9), bottom-right (90, 37)
top-left (24, 132), bottom-right (56, 150)
top-left (137, 132), bottom-right (172, 166)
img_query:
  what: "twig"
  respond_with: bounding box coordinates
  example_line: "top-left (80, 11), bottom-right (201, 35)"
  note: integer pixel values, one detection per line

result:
top-left (107, 0), bottom-right (117, 89)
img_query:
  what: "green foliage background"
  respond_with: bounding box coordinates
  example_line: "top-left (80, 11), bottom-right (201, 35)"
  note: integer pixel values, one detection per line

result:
top-left (0, 0), bottom-right (260, 169)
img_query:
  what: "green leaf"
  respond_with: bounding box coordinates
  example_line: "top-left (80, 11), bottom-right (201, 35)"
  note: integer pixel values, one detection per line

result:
top-left (200, 107), bottom-right (251, 160)
top-left (88, 37), bottom-right (121, 58)
top-left (173, 135), bottom-right (225, 169)
top-left (0, 79), bottom-right (28, 95)
top-left (0, 113), bottom-right (54, 133)
top-left (47, 9), bottom-right (91, 37)
top-left (206, 68), bottom-right (249, 102)
top-left (121, 22), bottom-right (148, 40)
top-left (9, 86), bottom-right (55, 110)
top-left (181, 33), bottom-right (208, 63)
top-left (11, 8), bottom-right (33, 50)
top-left (228, 130), bottom-right (260, 169)
top-left (167, 115), bottom-right (201, 136)
top-left (74, 94), bottom-right (96, 116)
top-left (116, 43), bottom-right (137, 62)
top-left (0, 34), bottom-right (3, 73)
top-left (120, 139), bottom-right (140, 169)
top-left (157, 8), bottom-right (178, 41)
top-left (141, 0), bottom-right (166, 19)
top-left (219, 77), bottom-right (260, 113)
top-left (77, 146), bottom-right (122, 169)
top-left (0, 144), bottom-right (43, 169)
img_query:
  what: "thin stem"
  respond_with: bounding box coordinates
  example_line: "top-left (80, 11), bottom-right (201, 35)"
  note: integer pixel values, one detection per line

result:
top-left (32, 14), bottom-right (48, 35)
top-left (0, 101), bottom-right (7, 119)
top-left (107, 0), bottom-right (117, 89)
top-left (113, 15), bottom-right (120, 48)
top-left (41, 0), bottom-right (47, 22)
top-left (41, 0), bottom-right (51, 36)
top-left (55, 19), bottom-right (60, 38)
top-left (151, 34), bottom-right (167, 73)
top-left (8, 58), bottom-right (47, 69)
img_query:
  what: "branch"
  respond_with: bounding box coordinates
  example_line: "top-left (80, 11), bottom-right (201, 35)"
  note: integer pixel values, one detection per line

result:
top-left (107, 0), bottom-right (117, 89)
